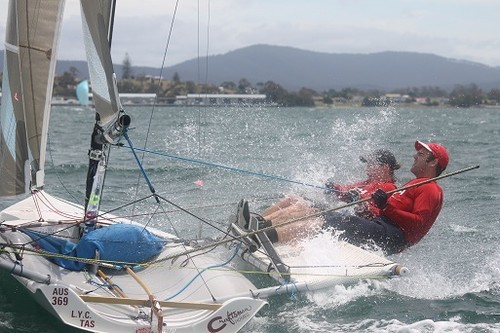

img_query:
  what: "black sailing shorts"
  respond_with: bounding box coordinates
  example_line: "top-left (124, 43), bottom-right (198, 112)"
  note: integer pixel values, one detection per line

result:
top-left (322, 212), bottom-right (408, 255)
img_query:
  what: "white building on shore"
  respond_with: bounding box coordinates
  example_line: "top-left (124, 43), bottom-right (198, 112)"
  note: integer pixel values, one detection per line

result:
top-left (175, 93), bottom-right (267, 106)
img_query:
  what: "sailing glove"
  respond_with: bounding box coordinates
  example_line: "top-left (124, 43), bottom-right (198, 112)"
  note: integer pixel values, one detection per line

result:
top-left (324, 178), bottom-right (339, 194)
top-left (371, 189), bottom-right (388, 209)
top-left (339, 189), bottom-right (361, 202)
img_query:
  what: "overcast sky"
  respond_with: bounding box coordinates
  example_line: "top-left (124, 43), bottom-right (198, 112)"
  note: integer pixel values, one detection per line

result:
top-left (0, 0), bottom-right (499, 68)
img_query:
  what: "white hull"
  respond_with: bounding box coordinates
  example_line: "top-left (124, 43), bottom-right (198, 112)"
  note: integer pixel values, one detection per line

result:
top-left (0, 192), bottom-right (266, 332)
top-left (229, 225), bottom-right (408, 295)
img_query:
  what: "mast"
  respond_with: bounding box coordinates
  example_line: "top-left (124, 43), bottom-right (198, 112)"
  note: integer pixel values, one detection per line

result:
top-left (80, 0), bottom-right (130, 234)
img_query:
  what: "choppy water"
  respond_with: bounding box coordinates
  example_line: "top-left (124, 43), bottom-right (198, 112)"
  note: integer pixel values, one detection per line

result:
top-left (1, 105), bottom-right (499, 333)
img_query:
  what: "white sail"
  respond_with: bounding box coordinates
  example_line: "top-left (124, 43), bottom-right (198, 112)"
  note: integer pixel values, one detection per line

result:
top-left (0, 0), bottom-right (65, 197)
top-left (79, 0), bottom-right (122, 135)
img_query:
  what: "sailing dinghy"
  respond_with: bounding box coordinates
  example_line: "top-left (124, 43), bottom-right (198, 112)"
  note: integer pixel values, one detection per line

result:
top-left (0, 1), bottom-right (266, 332)
top-left (0, 1), bottom-right (409, 331)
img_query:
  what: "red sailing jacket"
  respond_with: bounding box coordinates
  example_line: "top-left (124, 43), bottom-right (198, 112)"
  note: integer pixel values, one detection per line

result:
top-left (337, 180), bottom-right (397, 218)
top-left (382, 178), bottom-right (443, 246)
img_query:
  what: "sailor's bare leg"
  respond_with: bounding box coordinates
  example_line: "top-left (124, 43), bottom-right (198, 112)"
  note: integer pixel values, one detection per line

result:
top-left (262, 195), bottom-right (315, 221)
top-left (261, 195), bottom-right (301, 217)
top-left (272, 217), bottom-right (325, 243)
top-left (266, 205), bottom-right (319, 224)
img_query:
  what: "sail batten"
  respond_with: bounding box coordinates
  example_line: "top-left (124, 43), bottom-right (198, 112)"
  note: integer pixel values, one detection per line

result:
top-left (0, 0), bottom-right (65, 197)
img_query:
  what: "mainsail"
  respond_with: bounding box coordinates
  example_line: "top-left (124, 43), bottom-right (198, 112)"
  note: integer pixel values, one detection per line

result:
top-left (0, 0), bottom-right (65, 197)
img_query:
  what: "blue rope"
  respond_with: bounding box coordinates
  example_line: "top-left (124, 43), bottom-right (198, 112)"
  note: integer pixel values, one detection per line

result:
top-left (121, 145), bottom-right (336, 192)
top-left (164, 242), bottom-right (242, 301)
top-left (123, 131), bottom-right (160, 203)
top-left (275, 280), bottom-right (299, 300)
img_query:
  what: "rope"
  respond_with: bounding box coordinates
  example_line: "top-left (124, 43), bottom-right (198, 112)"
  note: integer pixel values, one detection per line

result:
top-left (164, 241), bottom-right (240, 301)
top-left (123, 131), bottom-right (159, 203)
top-left (275, 281), bottom-right (298, 300)
top-left (120, 145), bottom-right (334, 191)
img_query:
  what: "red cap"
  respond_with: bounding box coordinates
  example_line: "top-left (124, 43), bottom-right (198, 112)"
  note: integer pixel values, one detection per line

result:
top-left (415, 140), bottom-right (449, 170)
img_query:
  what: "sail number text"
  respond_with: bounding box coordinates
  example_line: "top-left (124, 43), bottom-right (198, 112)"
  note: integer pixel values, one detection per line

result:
top-left (51, 287), bottom-right (69, 305)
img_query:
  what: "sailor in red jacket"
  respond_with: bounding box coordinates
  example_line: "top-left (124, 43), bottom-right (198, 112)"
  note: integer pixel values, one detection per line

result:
top-left (260, 149), bottom-right (400, 225)
top-left (321, 140), bottom-right (449, 254)
top-left (329, 149), bottom-right (400, 219)
top-left (371, 140), bottom-right (449, 248)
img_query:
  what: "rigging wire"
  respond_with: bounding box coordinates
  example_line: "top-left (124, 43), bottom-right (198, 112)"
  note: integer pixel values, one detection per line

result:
top-left (120, 145), bottom-right (333, 191)
top-left (123, 131), bottom-right (159, 203)
top-left (193, 0), bottom-right (212, 240)
top-left (204, 0), bottom-right (211, 90)
top-left (130, 0), bottom-right (180, 211)
top-left (195, 0), bottom-right (211, 151)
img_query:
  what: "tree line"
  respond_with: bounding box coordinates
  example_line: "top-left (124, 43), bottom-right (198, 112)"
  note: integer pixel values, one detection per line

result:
top-left (2, 58), bottom-right (498, 108)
